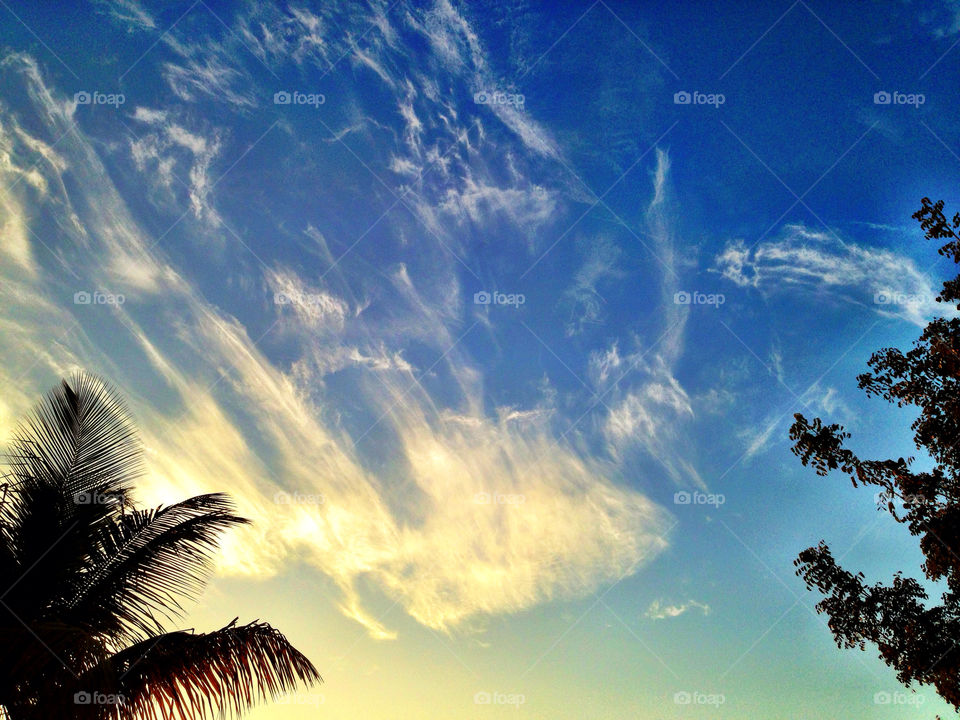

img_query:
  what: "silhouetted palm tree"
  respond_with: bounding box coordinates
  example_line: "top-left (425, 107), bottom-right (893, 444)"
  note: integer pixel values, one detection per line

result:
top-left (0, 373), bottom-right (320, 719)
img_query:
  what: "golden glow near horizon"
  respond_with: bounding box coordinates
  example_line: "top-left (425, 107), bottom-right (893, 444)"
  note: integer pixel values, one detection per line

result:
top-left (1, 1), bottom-right (957, 718)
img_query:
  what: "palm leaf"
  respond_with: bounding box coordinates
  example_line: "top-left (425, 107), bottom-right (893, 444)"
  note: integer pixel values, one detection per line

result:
top-left (5, 372), bottom-right (140, 501)
top-left (0, 374), bottom-right (322, 719)
top-left (65, 494), bottom-right (248, 644)
top-left (74, 619), bottom-right (321, 720)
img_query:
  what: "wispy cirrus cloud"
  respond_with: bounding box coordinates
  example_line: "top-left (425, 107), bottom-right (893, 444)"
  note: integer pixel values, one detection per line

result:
top-left (594, 149), bottom-right (704, 490)
top-left (160, 30), bottom-right (260, 108)
top-left (128, 106), bottom-right (224, 227)
top-left (0, 48), bottom-right (673, 642)
top-left (714, 224), bottom-right (949, 327)
top-left (97, 0), bottom-right (156, 32)
top-left (563, 237), bottom-right (622, 337)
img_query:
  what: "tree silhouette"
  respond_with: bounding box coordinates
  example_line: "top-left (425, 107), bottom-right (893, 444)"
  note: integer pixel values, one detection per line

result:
top-left (0, 373), bottom-right (320, 719)
top-left (791, 197), bottom-right (960, 711)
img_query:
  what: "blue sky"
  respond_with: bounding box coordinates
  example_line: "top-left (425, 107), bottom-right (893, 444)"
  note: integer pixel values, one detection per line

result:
top-left (1, 0), bottom-right (960, 717)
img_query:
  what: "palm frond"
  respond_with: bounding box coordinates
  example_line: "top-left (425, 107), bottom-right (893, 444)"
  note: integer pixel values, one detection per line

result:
top-left (0, 373), bottom-right (145, 649)
top-left (76, 619), bottom-right (321, 720)
top-left (65, 494), bottom-right (248, 643)
top-left (6, 372), bottom-right (140, 501)
top-left (0, 374), bottom-right (322, 720)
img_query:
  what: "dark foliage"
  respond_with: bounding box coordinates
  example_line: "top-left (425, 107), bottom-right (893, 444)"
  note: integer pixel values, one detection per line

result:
top-left (791, 198), bottom-right (960, 711)
top-left (0, 374), bottom-right (320, 719)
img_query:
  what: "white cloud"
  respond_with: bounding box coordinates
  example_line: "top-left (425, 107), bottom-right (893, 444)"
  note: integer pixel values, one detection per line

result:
top-left (738, 383), bottom-right (854, 462)
top-left (0, 116), bottom-right (60, 275)
top-left (403, 0), bottom-right (559, 158)
top-left (0, 196), bottom-right (36, 275)
top-left (129, 107), bottom-right (224, 227)
top-left (593, 149), bottom-right (703, 489)
top-left (266, 266), bottom-right (350, 334)
top-left (588, 341), bottom-right (623, 387)
top-left (739, 415), bottom-right (782, 462)
top-left (214, 1), bottom-right (561, 252)
top-left (352, 47), bottom-right (396, 88)
top-left (98, 0), bottom-right (156, 31)
top-left (645, 598), bottom-right (711, 620)
top-left (714, 224), bottom-right (949, 327)
top-left (602, 370), bottom-right (703, 488)
top-left (123, 299), bottom-right (675, 634)
top-left (564, 237), bottom-right (622, 336)
top-left (131, 106), bottom-right (167, 124)
top-left (438, 177), bottom-right (556, 228)
top-left (236, 5), bottom-right (334, 69)
top-left (161, 35), bottom-right (257, 108)
top-left (0, 54), bottom-right (673, 640)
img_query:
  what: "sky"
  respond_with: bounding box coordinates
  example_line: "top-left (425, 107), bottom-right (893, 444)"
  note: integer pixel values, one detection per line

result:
top-left (1, 0), bottom-right (960, 718)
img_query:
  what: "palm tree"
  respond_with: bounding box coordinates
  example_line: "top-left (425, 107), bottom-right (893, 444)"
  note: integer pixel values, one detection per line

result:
top-left (0, 373), bottom-right (320, 719)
